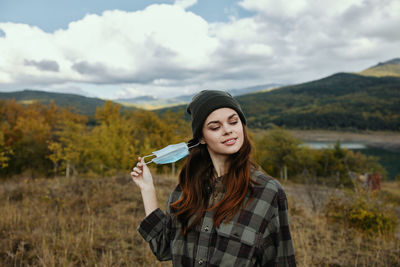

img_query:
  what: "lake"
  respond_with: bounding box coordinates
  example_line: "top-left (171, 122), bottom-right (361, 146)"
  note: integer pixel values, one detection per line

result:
top-left (304, 141), bottom-right (400, 180)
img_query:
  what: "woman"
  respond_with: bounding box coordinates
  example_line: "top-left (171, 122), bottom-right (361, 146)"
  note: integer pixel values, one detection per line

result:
top-left (131, 90), bottom-right (296, 267)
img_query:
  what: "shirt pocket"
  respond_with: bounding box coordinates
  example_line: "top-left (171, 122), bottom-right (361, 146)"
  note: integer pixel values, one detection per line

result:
top-left (211, 221), bottom-right (259, 267)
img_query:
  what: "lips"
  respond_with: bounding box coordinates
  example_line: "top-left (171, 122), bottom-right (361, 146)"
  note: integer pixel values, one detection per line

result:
top-left (222, 138), bottom-right (237, 145)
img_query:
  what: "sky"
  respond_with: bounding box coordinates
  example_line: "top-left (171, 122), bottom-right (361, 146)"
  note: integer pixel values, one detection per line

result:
top-left (0, 0), bottom-right (399, 100)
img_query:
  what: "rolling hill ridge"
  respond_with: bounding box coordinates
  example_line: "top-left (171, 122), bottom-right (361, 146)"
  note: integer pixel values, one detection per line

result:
top-left (360, 58), bottom-right (400, 78)
top-left (0, 90), bottom-right (107, 115)
top-left (237, 73), bottom-right (400, 130)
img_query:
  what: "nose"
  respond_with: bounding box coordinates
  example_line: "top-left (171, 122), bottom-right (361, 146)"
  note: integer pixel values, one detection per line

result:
top-left (222, 123), bottom-right (233, 135)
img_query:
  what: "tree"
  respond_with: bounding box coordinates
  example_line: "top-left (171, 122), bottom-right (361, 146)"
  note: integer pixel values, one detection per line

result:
top-left (255, 127), bottom-right (302, 180)
top-left (10, 104), bottom-right (53, 176)
top-left (0, 130), bottom-right (13, 168)
top-left (85, 101), bottom-right (136, 175)
top-left (48, 118), bottom-right (88, 177)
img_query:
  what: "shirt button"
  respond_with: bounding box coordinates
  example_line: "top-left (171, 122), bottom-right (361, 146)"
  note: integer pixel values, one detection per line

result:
top-left (204, 226), bottom-right (209, 232)
top-left (198, 259), bottom-right (204, 265)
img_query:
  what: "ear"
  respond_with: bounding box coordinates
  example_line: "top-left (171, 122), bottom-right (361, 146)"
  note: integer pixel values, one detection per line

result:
top-left (199, 138), bottom-right (206, 144)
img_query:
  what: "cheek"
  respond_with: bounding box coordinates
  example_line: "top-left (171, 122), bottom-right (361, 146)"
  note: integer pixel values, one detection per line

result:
top-left (202, 130), bottom-right (219, 144)
top-left (235, 123), bottom-right (244, 137)
top-left (210, 132), bottom-right (222, 144)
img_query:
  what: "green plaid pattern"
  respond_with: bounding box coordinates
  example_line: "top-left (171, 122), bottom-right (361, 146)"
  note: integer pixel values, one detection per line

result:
top-left (138, 169), bottom-right (296, 267)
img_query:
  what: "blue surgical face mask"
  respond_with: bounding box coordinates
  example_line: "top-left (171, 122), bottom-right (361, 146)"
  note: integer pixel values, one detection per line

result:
top-left (142, 142), bottom-right (199, 164)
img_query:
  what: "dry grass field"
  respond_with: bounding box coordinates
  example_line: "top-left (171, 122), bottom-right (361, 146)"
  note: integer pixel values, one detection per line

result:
top-left (1, 173), bottom-right (399, 266)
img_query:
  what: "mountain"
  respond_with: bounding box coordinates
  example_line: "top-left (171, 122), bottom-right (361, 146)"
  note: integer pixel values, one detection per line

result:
top-left (360, 58), bottom-right (400, 78)
top-left (115, 95), bottom-right (158, 104)
top-left (115, 84), bottom-right (281, 110)
top-left (115, 95), bottom-right (189, 110)
top-left (157, 73), bottom-right (400, 131)
top-left (229, 83), bottom-right (282, 96)
top-left (0, 89), bottom-right (108, 115)
top-left (237, 73), bottom-right (400, 130)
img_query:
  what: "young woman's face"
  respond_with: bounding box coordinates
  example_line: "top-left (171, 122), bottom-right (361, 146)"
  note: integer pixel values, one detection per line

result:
top-left (201, 107), bottom-right (244, 158)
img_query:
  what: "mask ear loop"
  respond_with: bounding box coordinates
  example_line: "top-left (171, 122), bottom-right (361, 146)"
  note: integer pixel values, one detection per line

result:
top-left (142, 154), bottom-right (155, 165)
top-left (188, 142), bottom-right (200, 149)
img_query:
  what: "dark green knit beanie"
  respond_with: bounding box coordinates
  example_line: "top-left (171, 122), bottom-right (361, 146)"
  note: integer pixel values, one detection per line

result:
top-left (186, 90), bottom-right (246, 140)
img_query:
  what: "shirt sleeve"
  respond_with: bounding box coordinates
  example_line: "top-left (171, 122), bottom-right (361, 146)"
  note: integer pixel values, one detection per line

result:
top-left (260, 186), bottom-right (296, 267)
top-left (137, 197), bottom-right (175, 261)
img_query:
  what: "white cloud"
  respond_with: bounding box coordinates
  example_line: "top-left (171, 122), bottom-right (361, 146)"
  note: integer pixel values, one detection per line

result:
top-left (235, 0), bottom-right (400, 72)
top-left (0, 5), bottom-right (219, 87)
top-left (0, 0), bottom-right (399, 99)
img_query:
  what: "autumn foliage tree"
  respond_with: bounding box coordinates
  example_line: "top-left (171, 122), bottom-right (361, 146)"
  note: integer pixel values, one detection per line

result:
top-left (254, 127), bottom-right (302, 180)
top-left (48, 116), bottom-right (88, 177)
top-left (0, 100), bottom-right (52, 176)
top-left (47, 101), bottom-right (191, 177)
top-left (0, 100), bottom-right (86, 177)
top-left (82, 101), bottom-right (135, 175)
top-left (0, 130), bottom-right (13, 168)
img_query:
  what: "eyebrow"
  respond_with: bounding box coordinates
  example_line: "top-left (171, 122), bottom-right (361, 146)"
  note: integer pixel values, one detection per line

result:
top-left (206, 113), bottom-right (238, 126)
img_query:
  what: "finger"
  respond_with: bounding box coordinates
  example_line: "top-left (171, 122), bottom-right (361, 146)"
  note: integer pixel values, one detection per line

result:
top-left (133, 167), bottom-right (142, 173)
top-left (131, 171), bottom-right (138, 177)
top-left (136, 163), bottom-right (144, 171)
top-left (131, 169), bottom-right (143, 175)
top-left (132, 166), bottom-right (139, 172)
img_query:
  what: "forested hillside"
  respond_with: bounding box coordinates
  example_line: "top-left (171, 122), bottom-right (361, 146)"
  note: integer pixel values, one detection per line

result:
top-left (237, 73), bottom-right (400, 130)
top-left (0, 90), bottom-right (107, 115)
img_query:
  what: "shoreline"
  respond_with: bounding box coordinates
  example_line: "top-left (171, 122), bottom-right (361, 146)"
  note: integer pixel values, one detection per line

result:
top-left (288, 130), bottom-right (400, 151)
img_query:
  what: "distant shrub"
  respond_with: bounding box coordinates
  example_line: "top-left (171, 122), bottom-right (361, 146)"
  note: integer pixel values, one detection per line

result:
top-left (347, 199), bottom-right (396, 233)
top-left (325, 191), bottom-right (397, 235)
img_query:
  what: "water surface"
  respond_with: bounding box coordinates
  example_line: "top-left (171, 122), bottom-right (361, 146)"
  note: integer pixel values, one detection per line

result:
top-left (304, 141), bottom-right (400, 180)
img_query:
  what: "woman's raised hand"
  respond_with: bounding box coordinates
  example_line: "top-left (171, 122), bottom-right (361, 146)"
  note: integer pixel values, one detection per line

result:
top-left (131, 157), bottom-right (154, 191)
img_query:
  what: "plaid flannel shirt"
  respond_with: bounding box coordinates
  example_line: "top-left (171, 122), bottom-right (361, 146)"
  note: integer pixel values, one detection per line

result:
top-left (138, 169), bottom-right (296, 267)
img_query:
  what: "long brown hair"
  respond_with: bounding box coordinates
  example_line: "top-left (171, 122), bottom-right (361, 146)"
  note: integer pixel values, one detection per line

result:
top-left (170, 126), bottom-right (255, 234)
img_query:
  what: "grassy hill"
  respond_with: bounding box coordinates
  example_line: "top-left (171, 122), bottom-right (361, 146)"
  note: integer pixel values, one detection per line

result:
top-left (360, 58), bottom-right (400, 78)
top-left (0, 90), bottom-right (108, 115)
